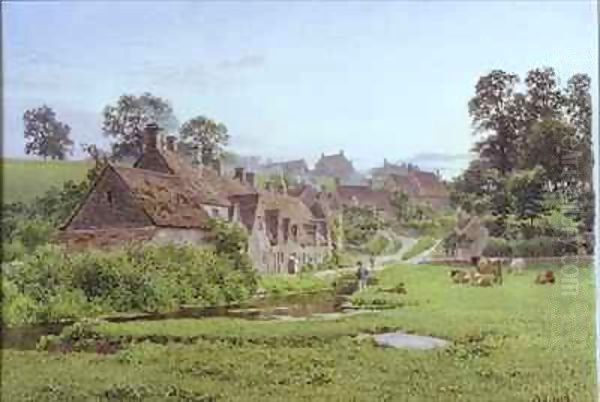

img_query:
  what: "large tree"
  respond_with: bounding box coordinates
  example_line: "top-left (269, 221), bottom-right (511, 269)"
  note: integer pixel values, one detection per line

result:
top-left (564, 73), bottom-right (593, 188)
top-left (23, 105), bottom-right (73, 160)
top-left (102, 93), bottom-right (178, 160)
top-left (522, 119), bottom-right (577, 192)
top-left (179, 116), bottom-right (230, 166)
top-left (468, 70), bottom-right (523, 175)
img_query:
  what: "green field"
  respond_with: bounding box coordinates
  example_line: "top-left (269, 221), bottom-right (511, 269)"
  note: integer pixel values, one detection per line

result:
top-left (2, 158), bottom-right (91, 204)
top-left (3, 262), bottom-right (595, 401)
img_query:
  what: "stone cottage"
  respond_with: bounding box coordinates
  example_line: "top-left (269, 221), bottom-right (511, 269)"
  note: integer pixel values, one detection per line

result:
top-left (57, 124), bottom-right (330, 274)
top-left (312, 150), bottom-right (356, 181)
top-left (383, 170), bottom-right (450, 210)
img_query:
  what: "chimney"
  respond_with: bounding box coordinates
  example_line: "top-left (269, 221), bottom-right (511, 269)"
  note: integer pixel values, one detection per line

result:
top-left (334, 177), bottom-right (341, 188)
top-left (234, 167), bottom-right (244, 182)
top-left (245, 172), bottom-right (255, 187)
top-left (340, 150), bottom-right (344, 156)
top-left (165, 136), bottom-right (177, 152)
top-left (143, 123), bottom-right (159, 151)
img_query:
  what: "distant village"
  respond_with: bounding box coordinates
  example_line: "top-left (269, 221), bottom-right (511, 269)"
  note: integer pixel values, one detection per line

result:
top-left (58, 124), bottom-right (450, 274)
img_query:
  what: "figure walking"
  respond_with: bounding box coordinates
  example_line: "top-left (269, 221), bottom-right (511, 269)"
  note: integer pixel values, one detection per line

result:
top-left (356, 261), bottom-right (370, 291)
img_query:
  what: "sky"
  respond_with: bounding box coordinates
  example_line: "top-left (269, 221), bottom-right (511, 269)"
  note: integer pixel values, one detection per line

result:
top-left (3, 1), bottom-right (597, 178)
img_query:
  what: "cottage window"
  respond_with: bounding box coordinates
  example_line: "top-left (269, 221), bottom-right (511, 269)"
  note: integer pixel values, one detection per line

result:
top-left (106, 191), bottom-right (113, 205)
top-left (212, 208), bottom-right (220, 217)
top-left (291, 225), bottom-right (298, 241)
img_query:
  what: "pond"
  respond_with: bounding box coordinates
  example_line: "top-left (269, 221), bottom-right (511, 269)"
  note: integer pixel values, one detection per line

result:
top-left (1, 291), bottom-right (353, 351)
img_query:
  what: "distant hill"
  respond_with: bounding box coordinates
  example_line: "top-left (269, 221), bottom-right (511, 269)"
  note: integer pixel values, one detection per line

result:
top-left (2, 158), bottom-right (92, 204)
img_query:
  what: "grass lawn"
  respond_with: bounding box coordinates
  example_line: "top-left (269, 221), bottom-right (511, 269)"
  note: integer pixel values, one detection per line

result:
top-left (2, 158), bottom-right (91, 204)
top-left (402, 236), bottom-right (436, 260)
top-left (2, 262), bottom-right (595, 401)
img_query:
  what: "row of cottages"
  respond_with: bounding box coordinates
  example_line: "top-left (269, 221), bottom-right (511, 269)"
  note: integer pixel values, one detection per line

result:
top-left (56, 124), bottom-right (330, 274)
top-left (286, 179), bottom-right (396, 250)
top-left (383, 171), bottom-right (450, 210)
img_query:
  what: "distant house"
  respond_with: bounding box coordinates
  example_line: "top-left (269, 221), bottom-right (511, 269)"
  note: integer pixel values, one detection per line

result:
top-left (371, 159), bottom-right (409, 181)
top-left (312, 150), bottom-right (355, 181)
top-left (57, 124), bottom-right (330, 274)
top-left (384, 170), bottom-right (450, 209)
top-left (330, 182), bottom-right (395, 221)
top-left (262, 159), bottom-right (309, 179)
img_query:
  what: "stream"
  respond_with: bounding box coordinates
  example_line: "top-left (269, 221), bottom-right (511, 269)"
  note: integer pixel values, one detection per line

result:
top-left (1, 291), bottom-right (352, 350)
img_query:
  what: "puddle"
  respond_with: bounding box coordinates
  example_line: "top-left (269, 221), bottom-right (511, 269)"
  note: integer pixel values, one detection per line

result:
top-left (373, 331), bottom-right (449, 350)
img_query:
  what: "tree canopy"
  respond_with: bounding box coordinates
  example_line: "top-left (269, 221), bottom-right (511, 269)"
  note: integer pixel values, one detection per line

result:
top-left (23, 105), bottom-right (73, 160)
top-left (102, 93), bottom-right (178, 160)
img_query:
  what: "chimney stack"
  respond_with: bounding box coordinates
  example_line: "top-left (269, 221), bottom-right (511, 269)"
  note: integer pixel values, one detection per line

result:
top-left (245, 172), bottom-right (255, 187)
top-left (234, 167), bottom-right (245, 182)
top-left (340, 150), bottom-right (344, 156)
top-left (165, 135), bottom-right (177, 152)
top-left (143, 123), bottom-right (159, 151)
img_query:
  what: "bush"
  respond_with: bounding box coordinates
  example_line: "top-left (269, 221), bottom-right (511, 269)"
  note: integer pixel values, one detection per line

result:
top-left (482, 237), bottom-right (513, 257)
top-left (2, 242), bottom-right (258, 327)
top-left (365, 235), bottom-right (390, 256)
top-left (483, 236), bottom-right (580, 257)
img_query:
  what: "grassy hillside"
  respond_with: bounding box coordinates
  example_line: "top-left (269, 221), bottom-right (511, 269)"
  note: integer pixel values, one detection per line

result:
top-left (2, 158), bottom-right (92, 204)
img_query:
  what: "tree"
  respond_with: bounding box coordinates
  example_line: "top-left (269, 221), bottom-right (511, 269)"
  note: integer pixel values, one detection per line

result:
top-left (508, 167), bottom-right (547, 231)
top-left (524, 67), bottom-right (564, 122)
top-left (522, 119), bottom-right (577, 192)
top-left (390, 191), bottom-right (411, 222)
top-left (23, 105), bottom-right (73, 160)
top-left (565, 73), bottom-right (592, 189)
top-left (179, 116), bottom-right (230, 166)
top-left (102, 93), bottom-right (178, 160)
top-left (468, 70), bottom-right (523, 175)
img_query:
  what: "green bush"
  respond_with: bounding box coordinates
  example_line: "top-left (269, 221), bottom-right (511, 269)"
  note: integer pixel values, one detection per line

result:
top-left (483, 236), bottom-right (579, 257)
top-left (482, 237), bottom-right (513, 257)
top-left (2, 242), bottom-right (258, 327)
top-left (365, 235), bottom-right (389, 256)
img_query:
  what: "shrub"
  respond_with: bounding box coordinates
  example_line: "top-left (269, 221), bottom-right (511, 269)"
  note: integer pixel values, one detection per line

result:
top-left (2, 243), bottom-right (258, 327)
top-left (482, 237), bottom-right (513, 257)
top-left (365, 235), bottom-right (390, 256)
top-left (483, 236), bottom-right (579, 257)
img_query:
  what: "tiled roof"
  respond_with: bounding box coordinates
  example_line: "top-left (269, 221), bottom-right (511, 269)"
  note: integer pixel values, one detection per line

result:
top-left (113, 166), bottom-right (212, 229)
top-left (335, 185), bottom-right (394, 215)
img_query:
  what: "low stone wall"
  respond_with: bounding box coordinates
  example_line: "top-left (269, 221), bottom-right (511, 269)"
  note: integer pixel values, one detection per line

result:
top-left (425, 255), bottom-right (593, 266)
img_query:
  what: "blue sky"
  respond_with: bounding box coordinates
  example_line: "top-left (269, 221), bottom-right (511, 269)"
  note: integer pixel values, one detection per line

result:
top-left (3, 1), bottom-right (597, 177)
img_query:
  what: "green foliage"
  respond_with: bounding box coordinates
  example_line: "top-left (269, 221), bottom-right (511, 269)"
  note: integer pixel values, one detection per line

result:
top-left (1, 243), bottom-right (258, 327)
top-left (455, 67), bottom-right (593, 244)
top-left (7, 262), bottom-right (594, 401)
top-left (483, 236), bottom-right (580, 257)
top-left (365, 234), bottom-right (389, 256)
top-left (402, 236), bottom-right (436, 260)
top-left (102, 92), bottom-right (178, 160)
top-left (23, 105), bottom-right (74, 160)
top-left (342, 205), bottom-right (384, 247)
top-left (258, 274), bottom-right (330, 296)
top-left (179, 115), bottom-right (229, 165)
